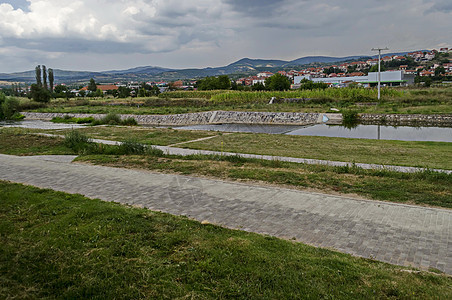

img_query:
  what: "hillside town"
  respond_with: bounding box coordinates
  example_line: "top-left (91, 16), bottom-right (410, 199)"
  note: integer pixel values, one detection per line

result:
top-left (2, 48), bottom-right (451, 99)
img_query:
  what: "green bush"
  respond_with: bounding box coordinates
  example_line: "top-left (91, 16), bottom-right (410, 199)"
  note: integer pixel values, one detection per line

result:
top-left (1, 97), bottom-right (21, 120)
top-left (118, 139), bottom-right (146, 155)
top-left (102, 113), bottom-right (122, 125)
top-left (120, 117), bottom-right (138, 126)
top-left (64, 130), bottom-right (92, 153)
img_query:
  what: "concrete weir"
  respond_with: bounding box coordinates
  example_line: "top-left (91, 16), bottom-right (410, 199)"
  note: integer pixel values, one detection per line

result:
top-left (21, 111), bottom-right (343, 126)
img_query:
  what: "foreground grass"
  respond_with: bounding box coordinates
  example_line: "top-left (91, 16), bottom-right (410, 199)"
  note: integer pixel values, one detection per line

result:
top-left (79, 154), bottom-right (452, 209)
top-left (1, 181), bottom-right (451, 299)
top-left (182, 132), bottom-right (452, 170)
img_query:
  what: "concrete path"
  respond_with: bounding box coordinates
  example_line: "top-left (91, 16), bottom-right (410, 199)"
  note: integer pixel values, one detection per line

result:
top-left (1, 153), bottom-right (451, 274)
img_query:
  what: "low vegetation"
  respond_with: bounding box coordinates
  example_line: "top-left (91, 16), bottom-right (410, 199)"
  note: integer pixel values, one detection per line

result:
top-left (1, 181), bottom-right (451, 298)
top-left (1, 128), bottom-right (451, 208)
top-left (16, 86), bottom-right (452, 115)
top-left (0, 92), bottom-right (24, 121)
top-left (63, 130), bottom-right (164, 156)
top-left (51, 113), bottom-right (138, 126)
top-left (181, 132), bottom-right (452, 170)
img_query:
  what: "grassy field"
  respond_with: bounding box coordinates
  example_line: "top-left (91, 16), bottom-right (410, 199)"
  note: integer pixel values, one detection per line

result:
top-left (1, 128), bottom-right (451, 208)
top-left (19, 126), bottom-right (452, 170)
top-left (19, 87), bottom-right (452, 115)
top-left (181, 133), bottom-right (452, 170)
top-left (0, 128), bottom-right (73, 155)
top-left (1, 181), bottom-right (451, 299)
top-left (24, 126), bottom-right (219, 146)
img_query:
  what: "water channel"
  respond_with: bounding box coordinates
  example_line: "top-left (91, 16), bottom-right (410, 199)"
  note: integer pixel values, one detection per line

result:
top-left (1, 120), bottom-right (451, 143)
top-left (172, 123), bottom-right (452, 143)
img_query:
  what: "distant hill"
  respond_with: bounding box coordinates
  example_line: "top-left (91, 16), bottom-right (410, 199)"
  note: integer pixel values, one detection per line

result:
top-left (0, 51), bottom-right (427, 84)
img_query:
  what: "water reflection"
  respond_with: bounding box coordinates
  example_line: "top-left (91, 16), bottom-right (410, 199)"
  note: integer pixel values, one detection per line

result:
top-left (286, 124), bottom-right (452, 142)
top-left (0, 120), bottom-right (86, 130)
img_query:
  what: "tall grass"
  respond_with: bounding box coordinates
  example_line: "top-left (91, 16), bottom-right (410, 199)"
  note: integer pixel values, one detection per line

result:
top-left (211, 89), bottom-right (404, 103)
top-left (159, 90), bottom-right (226, 99)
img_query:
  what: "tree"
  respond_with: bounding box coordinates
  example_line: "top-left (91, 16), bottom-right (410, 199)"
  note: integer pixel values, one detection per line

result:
top-left (117, 86), bottom-right (131, 98)
top-left (138, 88), bottom-right (147, 97)
top-left (251, 82), bottom-right (266, 91)
top-left (264, 73), bottom-right (291, 91)
top-left (1, 97), bottom-right (20, 120)
top-left (197, 75), bottom-right (231, 90)
top-left (435, 66), bottom-right (446, 77)
top-left (369, 64), bottom-right (386, 72)
top-left (151, 85), bottom-right (160, 96)
top-left (30, 84), bottom-right (51, 102)
top-left (88, 78), bottom-right (97, 92)
top-left (217, 75), bottom-right (231, 90)
top-left (93, 89), bottom-right (104, 98)
top-left (35, 65), bottom-right (42, 87)
top-left (0, 92), bottom-right (5, 119)
top-left (299, 78), bottom-right (328, 90)
top-left (54, 84), bottom-right (68, 98)
top-left (48, 68), bottom-right (54, 93)
top-left (42, 65), bottom-right (48, 90)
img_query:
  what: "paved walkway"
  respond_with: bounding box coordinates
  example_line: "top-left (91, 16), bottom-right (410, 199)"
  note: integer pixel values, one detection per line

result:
top-left (1, 153), bottom-right (451, 274)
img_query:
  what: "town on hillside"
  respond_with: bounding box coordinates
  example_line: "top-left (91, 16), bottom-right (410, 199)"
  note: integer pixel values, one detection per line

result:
top-left (2, 48), bottom-right (452, 99)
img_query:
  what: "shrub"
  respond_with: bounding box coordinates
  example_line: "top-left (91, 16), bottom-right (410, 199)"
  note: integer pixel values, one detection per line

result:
top-left (146, 146), bottom-right (164, 157)
top-left (342, 110), bottom-right (359, 129)
top-left (102, 113), bottom-right (122, 125)
top-left (118, 139), bottom-right (146, 155)
top-left (64, 131), bottom-right (92, 153)
top-left (1, 97), bottom-right (21, 120)
top-left (120, 117), bottom-right (138, 126)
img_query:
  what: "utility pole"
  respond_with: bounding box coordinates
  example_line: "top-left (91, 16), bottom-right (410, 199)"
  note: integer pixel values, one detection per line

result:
top-left (371, 47), bottom-right (389, 100)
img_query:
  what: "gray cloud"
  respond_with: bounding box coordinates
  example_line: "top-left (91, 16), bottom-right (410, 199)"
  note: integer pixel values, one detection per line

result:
top-left (223, 0), bottom-right (288, 17)
top-left (0, 0), bottom-right (451, 73)
top-left (425, 0), bottom-right (452, 13)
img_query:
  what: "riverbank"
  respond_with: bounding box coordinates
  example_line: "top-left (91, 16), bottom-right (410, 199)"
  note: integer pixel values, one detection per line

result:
top-left (20, 111), bottom-right (452, 127)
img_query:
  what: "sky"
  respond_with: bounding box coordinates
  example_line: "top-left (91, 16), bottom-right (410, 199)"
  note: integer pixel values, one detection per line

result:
top-left (0, 0), bottom-right (451, 73)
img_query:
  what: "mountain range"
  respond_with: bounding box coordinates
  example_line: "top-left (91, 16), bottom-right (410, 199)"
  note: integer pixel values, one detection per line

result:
top-left (0, 51), bottom-right (420, 84)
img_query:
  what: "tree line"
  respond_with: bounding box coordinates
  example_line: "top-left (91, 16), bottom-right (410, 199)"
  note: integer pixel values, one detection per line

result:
top-left (30, 65), bottom-right (54, 102)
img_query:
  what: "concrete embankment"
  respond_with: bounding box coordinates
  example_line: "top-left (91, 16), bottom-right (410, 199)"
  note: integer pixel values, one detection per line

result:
top-left (21, 111), bottom-right (343, 126)
top-left (359, 114), bottom-right (452, 127)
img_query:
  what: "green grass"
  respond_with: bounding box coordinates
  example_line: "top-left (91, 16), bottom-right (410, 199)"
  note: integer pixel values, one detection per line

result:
top-left (0, 128), bottom-right (74, 155)
top-left (1, 181), bottom-right (451, 299)
top-left (34, 126), bottom-right (219, 146)
top-left (182, 133), bottom-right (452, 170)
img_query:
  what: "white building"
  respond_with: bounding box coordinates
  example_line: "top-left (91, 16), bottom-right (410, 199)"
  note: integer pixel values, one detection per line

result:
top-left (294, 71), bottom-right (415, 87)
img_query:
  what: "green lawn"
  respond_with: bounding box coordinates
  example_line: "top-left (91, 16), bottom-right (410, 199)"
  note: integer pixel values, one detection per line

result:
top-left (0, 129), bottom-right (73, 155)
top-left (1, 181), bottom-right (451, 299)
top-left (181, 133), bottom-right (452, 170)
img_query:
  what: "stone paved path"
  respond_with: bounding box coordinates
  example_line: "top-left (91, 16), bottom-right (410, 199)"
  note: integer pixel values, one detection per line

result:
top-left (1, 153), bottom-right (451, 274)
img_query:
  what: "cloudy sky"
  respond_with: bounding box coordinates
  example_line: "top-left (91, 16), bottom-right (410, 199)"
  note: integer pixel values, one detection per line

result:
top-left (1, 0), bottom-right (451, 73)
